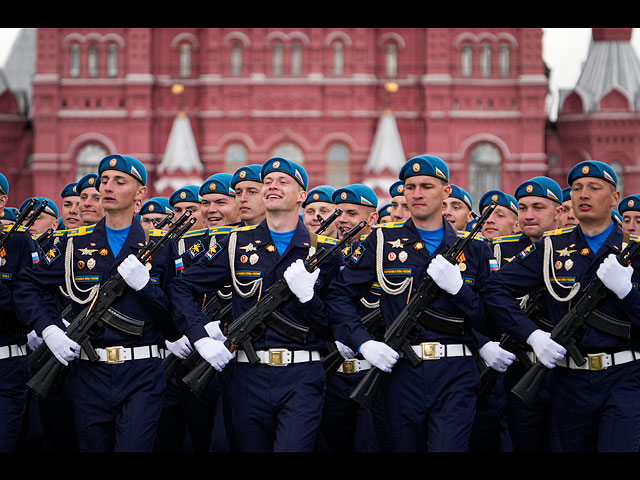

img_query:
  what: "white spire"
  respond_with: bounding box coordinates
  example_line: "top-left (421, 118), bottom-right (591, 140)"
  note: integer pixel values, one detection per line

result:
top-left (364, 110), bottom-right (406, 175)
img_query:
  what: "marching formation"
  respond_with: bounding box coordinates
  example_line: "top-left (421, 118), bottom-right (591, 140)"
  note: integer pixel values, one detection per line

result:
top-left (1, 152), bottom-right (640, 453)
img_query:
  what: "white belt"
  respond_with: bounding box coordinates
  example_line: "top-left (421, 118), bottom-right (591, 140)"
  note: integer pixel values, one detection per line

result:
top-left (525, 351), bottom-right (538, 364)
top-left (236, 348), bottom-right (321, 366)
top-left (0, 344), bottom-right (27, 360)
top-left (337, 359), bottom-right (372, 374)
top-left (80, 345), bottom-right (161, 364)
top-left (158, 348), bottom-right (169, 359)
top-left (405, 342), bottom-right (472, 360)
top-left (556, 350), bottom-right (640, 371)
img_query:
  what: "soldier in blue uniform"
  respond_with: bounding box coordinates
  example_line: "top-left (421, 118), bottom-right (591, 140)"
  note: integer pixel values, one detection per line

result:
top-left (326, 155), bottom-right (495, 452)
top-left (232, 164), bottom-right (266, 228)
top-left (479, 190), bottom-right (519, 242)
top-left (19, 197), bottom-right (59, 241)
top-left (482, 160), bottom-right (640, 452)
top-left (0, 207), bottom-right (18, 226)
top-left (559, 187), bottom-right (578, 229)
top-left (388, 180), bottom-right (410, 223)
top-left (77, 173), bottom-right (104, 226)
top-left (443, 184), bottom-right (474, 231)
top-left (301, 185), bottom-right (338, 238)
top-left (14, 154), bottom-right (183, 452)
top-left (168, 157), bottom-right (343, 452)
top-left (139, 197), bottom-right (173, 232)
top-left (619, 194), bottom-right (640, 235)
top-left (377, 204), bottom-right (392, 224)
top-left (0, 174), bottom-right (40, 451)
top-left (201, 173), bottom-right (240, 228)
top-left (59, 182), bottom-right (81, 230)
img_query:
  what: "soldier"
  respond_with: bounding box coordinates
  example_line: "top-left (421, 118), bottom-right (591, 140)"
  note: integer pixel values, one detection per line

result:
top-left (442, 184), bottom-right (474, 231)
top-left (619, 194), bottom-right (640, 235)
top-left (482, 160), bottom-right (640, 452)
top-left (377, 204), bottom-right (392, 224)
top-left (301, 185), bottom-right (338, 238)
top-left (326, 155), bottom-right (495, 451)
top-left (200, 173), bottom-right (240, 228)
top-left (559, 187), bottom-right (578, 228)
top-left (0, 173), bottom-right (40, 451)
top-left (77, 173), bottom-right (104, 226)
top-left (59, 182), bottom-right (81, 230)
top-left (14, 154), bottom-right (183, 452)
top-left (139, 197), bottom-right (173, 232)
top-left (168, 157), bottom-right (343, 451)
top-left (478, 190), bottom-right (519, 242)
top-left (19, 197), bottom-right (59, 239)
top-left (388, 180), bottom-right (410, 223)
top-left (232, 164), bottom-right (266, 227)
top-left (334, 183), bottom-right (378, 240)
top-left (0, 207), bottom-right (18, 226)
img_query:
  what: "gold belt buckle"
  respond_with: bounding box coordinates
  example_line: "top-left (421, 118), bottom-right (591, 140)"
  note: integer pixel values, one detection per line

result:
top-left (105, 346), bottom-right (125, 364)
top-left (268, 348), bottom-right (288, 366)
top-left (342, 359), bottom-right (356, 374)
top-left (587, 353), bottom-right (606, 371)
top-left (420, 342), bottom-right (440, 360)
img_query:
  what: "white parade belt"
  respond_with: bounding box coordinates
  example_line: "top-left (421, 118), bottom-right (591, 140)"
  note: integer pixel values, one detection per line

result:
top-left (80, 345), bottom-right (161, 363)
top-left (0, 344), bottom-right (27, 360)
top-left (236, 348), bottom-right (321, 366)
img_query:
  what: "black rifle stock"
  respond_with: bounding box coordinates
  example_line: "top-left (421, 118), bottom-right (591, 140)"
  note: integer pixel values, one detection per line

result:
top-left (154, 210), bottom-right (175, 230)
top-left (181, 220), bottom-right (368, 397)
top-left (349, 202), bottom-right (498, 410)
top-left (27, 209), bottom-right (194, 399)
top-left (0, 198), bottom-right (40, 253)
top-left (511, 238), bottom-right (640, 405)
top-left (314, 208), bottom-right (342, 235)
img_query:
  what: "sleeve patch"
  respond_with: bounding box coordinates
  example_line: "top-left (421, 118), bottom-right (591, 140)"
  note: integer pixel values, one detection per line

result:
top-left (44, 245), bottom-right (62, 265)
top-left (518, 243), bottom-right (536, 260)
top-left (205, 243), bottom-right (223, 262)
top-left (350, 244), bottom-right (366, 264)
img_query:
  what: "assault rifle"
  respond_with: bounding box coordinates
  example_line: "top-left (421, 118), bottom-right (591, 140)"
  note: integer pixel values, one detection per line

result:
top-left (349, 201), bottom-right (497, 410)
top-left (181, 219), bottom-right (368, 397)
top-left (511, 237), bottom-right (640, 405)
top-left (27, 208), bottom-right (194, 399)
top-left (0, 198), bottom-right (41, 251)
top-left (315, 208), bottom-right (342, 235)
top-left (154, 211), bottom-right (175, 230)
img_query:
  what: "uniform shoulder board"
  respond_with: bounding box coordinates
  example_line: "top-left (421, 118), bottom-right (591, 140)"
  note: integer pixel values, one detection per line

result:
top-left (2, 224), bottom-right (28, 233)
top-left (456, 230), bottom-right (487, 242)
top-left (543, 226), bottom-right (577, 237)
top-left (629, 234), bottom-right (640, 243)
top-left (66, 224), bottom-right (96, 237)
top-left (221, 225), bottom-right (250, 234)
top-left (181, 227), bottom-right (209, 238)
top-left (492, 233), bottom-right (523, 244)
top-left (373, 221), bottom-right (405, 229)
top-left (52, 229), bottom-right (67, 237)
top-left (148, 228), bottom-right (168, 237)
top-left (317, 234), bottom-right (339, 245)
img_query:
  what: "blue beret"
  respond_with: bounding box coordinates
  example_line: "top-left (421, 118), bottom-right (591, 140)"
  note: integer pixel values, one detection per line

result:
top-left (57, 217), bottom-right (65, 229)
top-left (0, 207), bottom-right (17, 222)
top-left (77, 173), bottom-right (100, 193)
top-left (378, 203), bottom-right (392, 219)
top-left (20, 197), bottom-right (58, 218)
top-left (514, 176), bottom-right (563, 204)
top-left (261, 157), bottom-right (308, 190)
top-left (200, 173), bottom-right (236, 197)
top-left (612, 208), bottom-right (623, 225)
top-left (399, 155), bottom-right (449, 183)
top-left (60, 182), bottom-right (79, 198)
top-left (231, 164), bottom-right (263, 188)
top-left (169, 185), bottom-right (201, 206)
top-left (0, 173), bottom-right (9, 195)
top-left (479, 190), bottom-right (518, 215)
top-left (567, 160), bottom-right (617, 187)
top-left (332, 183), bottom-right (378, 208)
top-left (98, 154), bottom-right (147, 186)
top-left (618, 195), bottom-right (640, 214)
top-left (561, 187), bottom-right (572, 203)
top-left (389, 180), bottom-right (405, 198)
top-left (302, 185), bottom-right (336, 208)
top-left (448, 184), bottom-right (473, 210)
top-left (140, 197), bottom-right (173, 216)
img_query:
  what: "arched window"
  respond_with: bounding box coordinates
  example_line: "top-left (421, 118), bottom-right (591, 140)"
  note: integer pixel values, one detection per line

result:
top-left (611, 161), bottom-right (624, 197)
top-left (480, 43), bottom-right (491, 77)
top-left (272, 41), bottom-right (284, 76)
top-left (499, 43), bottom-right (510, 77)
top-left (461, 43), bottom-right (472, 77)
top-left (291, 41), bottom-right (302, 76)
top-left (332, 41), bottom-right (344, 76)
top-left (468, 143), bottom-right (502, 208)
top-left (272, 143), bottom-right (304, 164)
top-left (326, 143), bottom-right (350, 187)
top-left (179, 43), bottom-right (191, 78)
top-left (69, 43), bottom-right (81, 77)
top-left (106, 43), bottom-right (118, 77)
top-left (385, 43), bottom-right (397, 77)
top-left (224, 143), bottom-right (248, 173)
top-left (76, 144), bottom-right (107, 179)
top-left (230, 41), bottom-right (243, 76)
top-left (88, 43), bottom-right (99, 77)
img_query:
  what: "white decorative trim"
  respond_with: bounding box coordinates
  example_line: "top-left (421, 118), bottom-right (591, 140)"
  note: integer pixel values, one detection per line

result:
top-left (60, 78), bottom-right (125, 86)
top-left (61, 32), bottom-right (125, 48)
top-left (324, 31), bottom-right (353, 48)
top-left (377, 32), bottom-right (406, 49)
top-left (66, 132), bottom-right (117, 158)
top-left (458, 133), bottom-right (512, 160)
top-left (57, 110), bottom-right (127, 118)
top-left (504, 163), bottom-right (549, 172)
top-left (124, 73), bottom-right (154, 84)
top-left (422, 73), bottom-right (453, 84)
top-left (449, 110), bottom-right (521, 119)
top-left (32, 73), bottom-right (60, 83)
top-left (263, 31), bottom-right (311, 47)
top-left (170, 32), bottom-right (200, 50)
top-left (222, 31), bottom-right (251, 48)
top-left (517, 74), bottom-right (548, 85)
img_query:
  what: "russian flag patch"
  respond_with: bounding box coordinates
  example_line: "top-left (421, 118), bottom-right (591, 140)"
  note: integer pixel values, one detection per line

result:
top-left (32, 251), bottom-right (39, 264)
top-left (175, 257), bottom-right (184, 274)
top-left (489, 258), bottom-right (499, 274)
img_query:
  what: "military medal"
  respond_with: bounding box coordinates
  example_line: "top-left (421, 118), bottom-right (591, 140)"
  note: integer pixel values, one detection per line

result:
top-left (556, 247), bottom-right (577, 257)
top-left (580, 248), bottom-right (590, 256)
top-left (388, 252), bottom-right (396, 261)
top-left (458, 262), bottom-right (467, 272)
top-left (77, 260), bottom-right (85, 269)
top-left (78, 247), bottom-right (99, 256)
top-left (240, 243), bottom-right (256, 252)
top-left (249, 253), bottom-right (259, 265)
top-left (99, 248), bottom-right (108, 256)
top-left (240, 254), bottom-right (248, 263)
top-left (399, 251), bottom-right (408, 263)
top-left (90, 243), bottom-right (96, 247)
top-left (266, 244), bottom-right (276, 252)
top-left (0, 257), bottom-right (5, 266)
top-left (564, 259), bottom-right (573, 271)
top-left (87, 258), bottom-right (96, 270)
top-left (555, 260), bottom-right (562, 270)
top-left (387, 239), bottom-right (404, 248)
top-left (414, 242), bottom-right (424, 250)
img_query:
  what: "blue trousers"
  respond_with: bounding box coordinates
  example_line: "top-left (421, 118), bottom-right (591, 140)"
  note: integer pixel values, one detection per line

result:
top-left (383, 356), bottom-right (479, 452)
top-left (70, 358), bottom-right (166, 452)
top-left (228, 360), bottom-right (325, 452)
top-left (0, 357), bottom-right (29, 451)
top-left (469, 374), bottom-right (513, 452)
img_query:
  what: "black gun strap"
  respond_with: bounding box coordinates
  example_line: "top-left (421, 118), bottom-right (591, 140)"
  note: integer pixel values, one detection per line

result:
top-left (416, 307), bottom-right (466, 336)
top-left (585, 309), bottom-right (632, 339)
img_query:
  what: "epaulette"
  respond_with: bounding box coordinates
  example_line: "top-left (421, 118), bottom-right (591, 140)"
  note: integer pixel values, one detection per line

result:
top-left (2, 224), bottom-right (28, 233)
top-left (456, 230), bottom-right (487, 242)
top-left (52, 229), bottom-right (67, 237)
top-left (216, 225), bottom-right (245, 235)
top-left (180, 227), bottom-right (209, 238)
top-left (317, 235), bottom-right (338, 245)
top-left (359, 234), bottom-right (369, 241)
top-left (66, 224), bottom-right (96, 237)
top-left (543, 226), bottom-right (577, 237)
top-left (629, 234), bottom-right (640, 243)
top-left (492, 233), bottom-right (524, 244)
top-left (373, 221), bottom-right (405, 229)
top-left (148, 228), bottom-right (168, 237)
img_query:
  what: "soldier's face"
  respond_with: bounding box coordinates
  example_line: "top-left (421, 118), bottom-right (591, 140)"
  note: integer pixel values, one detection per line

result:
top-left (336, 203), bottom-right (377, 239)
top-left (173, 201), bottom-right (205, 230)
top-left (234, 181), bottom-right (266, 226)
top-left (517, 196), bottom-right (562, 241)
top-left (442, 197), bottom-right (472, 231)
top-left (201, 193), bottom-right (239, 227)
top-left (28, 213), bottom-right (57, 236)
top-left (99, 172), bottom-right (146, 214)
top-left (570, 178), bottom-right (619, 225)
top-left (482, 205), bottom-right (519, 241)
top-left (303, 202), bottom-right (338, 237)
top-left (404, 176), bottom-right (451, 221)
top-left (62, 196), bottom-right (81, 228)
top-left (79, 187), bottom-right (104, 224)
top-left (559, 199), bottom-right (578, 228)
top-left (390, 195), bottom-right (410, 223)
top-left (140, 213), bottom-right (168, 231)
top-left (262, 173), bottom-right (306, 214)
top-left (622, 211), bottom-right (640, 235)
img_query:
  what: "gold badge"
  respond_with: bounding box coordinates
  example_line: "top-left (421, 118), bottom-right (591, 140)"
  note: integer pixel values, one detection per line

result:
top-left (109, 158), bottom-right (117, 167)
top-left (398, 184), bottom-right (404, 193)
top-left (399, 251), bottom-right (408, 262)
top-left (556, 247), bottom-right (577, 257)
top-left (629, 200), bottom-right (635, 208)
top-left (458, 262), bottom-right (467, 272)
top-left (249, 253), bottom-right (259, 265)
top-left (266, 244), bottom-right (276, 252)
top-left (388, 252), bottom-right (396, 261)
top-left (99, 249), bottom-right (108, 256)
top-left (90, 243), bottom-right (96, 246)
top-left (239, 170), bottom-right (246, 179)
top-left (412, 163), bottom-right (420, 172)
top-left (180, 191), bottom-right (187, 200)
top-left (77, 260), bottom-right (85, 269)
top-left (209, 183), bottom-right (216, 191)
top-left (387, 239), bottom-right (404, 248)
top-left (313, 193), bottom-right (319, 200)
top-left (87, 258), bottom-right (96, 270)
top-left (491, 194), bottom-right (498, 202)
top-left (580, 248), bottom-right (590, 255)
top-left (240, 254), bottom-right (248, 263)
top-left (565, 259), bottom-right (573, 271)
top-left (148, 204), bottom-right (154, 212)
top-left (88, 177), bottom-right (95, 185)
top-left (240, 243), bottom-right (256, 252)
top-left (78, 248), bottom-right (99, 256)
top-left (526, 184), bottom-right (533, 193)
top-left (273, 160), bottom-right (280, 168)
top-left (341, 192), bottom-right (347, 200)
top-left (582, 165), bottom-right (590, 174)
top-left (0, 257), bottom-right (5, 266)
top-left (555, 260), bottom-right (562, 270)
top-left (73, 186), bottom-right (77, 192)
top-left (145, 262), bottom-right (152, 270)
top-left (414, 242), bottom-right (424, 250)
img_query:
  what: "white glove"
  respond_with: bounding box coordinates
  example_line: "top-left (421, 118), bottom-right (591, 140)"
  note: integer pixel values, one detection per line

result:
top-left (427, 254), bottom-right (463, 295)
top-left (526, 329), bottom-right (566, 369)
top-left (283, 258), bottom-right (320, 303)
top-left (42, 325), bottom-right (80, 366)
top-left (194, 337), bottom-right (233, 372)
top-left (204, 321), bottom-right (226, 341)
top-left (27, 330), bottom-right (43, 351)
top-left (117, 254), bottom-right (150, 291)
top-left (479, 341), bottom-right (516, 373)
top-left (165, 335), bottom-right (192, 360)
top-left (359, 340), bottom-right (399, 373)
top-left (597, 253), bottom-right (633, 299)
top-left (335, 340), bottom-right (355, 360)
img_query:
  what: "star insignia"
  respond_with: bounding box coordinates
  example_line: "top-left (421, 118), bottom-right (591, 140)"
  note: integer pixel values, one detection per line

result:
top-left (556, 247), bottom-right (577, 257)
top-left (78, 248), bottom-right (99, 256)
top-left (387, 239), bottom-right (404, 248)
top-left (239, 243), bottom-right (257, 252)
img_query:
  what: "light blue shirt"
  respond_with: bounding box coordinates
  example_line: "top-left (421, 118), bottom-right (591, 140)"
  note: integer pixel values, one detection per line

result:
top-left (269, 229), bottom-right (296, 256)
top-left (415, 225), bottom-right (444, 256)
top-left (106, 224), bottom-right (131, 258)
top-left (583, 220), bottom-right (614, 255)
